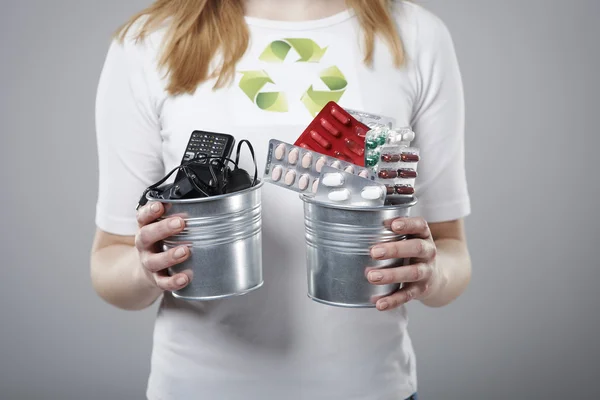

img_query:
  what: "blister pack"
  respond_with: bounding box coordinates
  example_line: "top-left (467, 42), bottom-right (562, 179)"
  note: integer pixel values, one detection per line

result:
top-left (345, 109), bottom-right (397, 130)
top-left (371, 145), bottom-right (420, 201)
top-left (365, 126), bottom-right (416, 168)
top-left (314, 166), bottom-right (386, 207)
top-left (264, 139), bottom-right (372, 194)
top-left (293, 101), bottom-right (369, 166)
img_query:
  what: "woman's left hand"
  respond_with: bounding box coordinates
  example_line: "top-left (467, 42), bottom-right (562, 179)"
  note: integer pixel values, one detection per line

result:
top-left (368, 216), bottom-right (443, 311)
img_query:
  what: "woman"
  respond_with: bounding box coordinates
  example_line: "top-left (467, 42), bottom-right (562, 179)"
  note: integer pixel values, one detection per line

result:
top-left (91, 0), bottom-right (472, 398)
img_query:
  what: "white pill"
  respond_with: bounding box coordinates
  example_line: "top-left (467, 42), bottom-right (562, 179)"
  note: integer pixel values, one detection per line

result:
top-left (302, 153), bottom-right (313, 168)
top-left (271, 166), bottom-right (283, 182)
top-left (403, 130), bottom-right (415, 142)
top-left (344, 165), bottom-right (355, 174)
top-left (330, 160), bottom-right (342, 169)
top-left (288, 148), bottom-right (299, 165)
top-left (275, 144), bottom-right (286, 160)
top-left (315, 157), bottom-right (327, 173)
top-left (312, 179), bottom-right (319, 193)
top-left (284, 170), bottom-right (296, 186)
top-left (321, 173), bottom-right (344, 187)
top-left (358, 170), bottom-right (369, 178)
top-left (328, 189), bottom-right (350, 202)
top-left (298, 174), bottom-right (310, 190)
top-left (361, 186), bottom-right (384, 200)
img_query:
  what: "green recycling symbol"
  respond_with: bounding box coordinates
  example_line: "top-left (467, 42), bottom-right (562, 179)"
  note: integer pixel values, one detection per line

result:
top-left (238, 38), bottom-right (348, 116)
top-left (238, 70), bottom-right (288, 113)
top-left (259, 38), bottom-right (328, 63)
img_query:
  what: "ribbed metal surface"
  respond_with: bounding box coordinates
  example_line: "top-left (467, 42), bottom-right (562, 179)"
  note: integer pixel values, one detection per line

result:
top-left (148, 182), bottom-right (264, 300)
top-left (301, 195), bottom-right (417, 308)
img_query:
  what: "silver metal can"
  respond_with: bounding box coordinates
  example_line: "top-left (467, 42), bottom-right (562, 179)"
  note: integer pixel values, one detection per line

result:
top-left (300, 194), bottom-right (417, 308)
top-left (147, 182), bottom-right (264, 300)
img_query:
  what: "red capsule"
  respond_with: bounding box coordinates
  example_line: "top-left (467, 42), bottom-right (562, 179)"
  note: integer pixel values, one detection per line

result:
top-left (333, 151), bottom-right (352, 162)
top-left (299, 143), bottom-right (315, 151)
top-left (395, 185), bottom-right (414, 195)
top-left (398, 169), bottom-right (417, 179)
top-left (386, 185), bottom-right (395, 195)
top-left (330, 107), bottom-right (351, 125)
top-left (320, 118), bottom-right (342, 137)
top-left (344, 138), bottom-right (365, 156)
top-left (355, 126), bottom-right (368, 138)
top-left (401, 152), bottom-right (420, 162)
top-left (381, 153), bottom-right (401, 163)
top-left (378, 169), bottom-right (398, 179)
top-left (310, 130), bottom-right (332, 150)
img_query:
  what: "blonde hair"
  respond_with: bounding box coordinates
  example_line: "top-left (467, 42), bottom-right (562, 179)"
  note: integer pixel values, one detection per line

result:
top-left (118, 0), bottom-right (405, 96)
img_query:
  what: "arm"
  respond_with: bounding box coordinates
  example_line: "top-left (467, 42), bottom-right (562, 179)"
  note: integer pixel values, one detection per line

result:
top-left (423, 219), bottom-right (471, 307)
top-left (367, 8), bottom-right (472, 311)
top-left (91, 38), bottom-right (190, 310)
top-left (91, 229), bottom-right (161, 311)
top-left (91, 201), bottom-right (191, 311)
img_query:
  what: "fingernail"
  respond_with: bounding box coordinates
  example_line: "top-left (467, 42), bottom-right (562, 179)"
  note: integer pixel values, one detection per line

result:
top-left (151, 203), bottom-right (160, 213)
top-left (369, 272), bottom-right (383, 282)
top-left (377, 301), bottom-right (389, 311)
top-left (169, 218), bottom-right (182, 229)
top-left (174, 247), bottom-right (186, 258)
top-left (372, 247), bottom-right (386, 259)
top-left (392, 220), bottom-right (405, 231)
top-left (176, 276), bottom-right (188, 286)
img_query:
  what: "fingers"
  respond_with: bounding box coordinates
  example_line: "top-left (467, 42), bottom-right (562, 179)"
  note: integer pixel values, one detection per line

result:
top-left (367, 263), bottom-right (431, 285)
top-left (370, 238), bottom-right (436, 261)
top-left (141, 245), bottom-right (191, 273)
top-left (375, 282), bottom-right (429, 311)
top-left (390, 217), bottom-right (431, 239)
top-left (137, 202), bottom-right (164, 227)
top-left (153, 269), bottom-right (193, 292)
top-left (135, 217), bottom-right (185, 251)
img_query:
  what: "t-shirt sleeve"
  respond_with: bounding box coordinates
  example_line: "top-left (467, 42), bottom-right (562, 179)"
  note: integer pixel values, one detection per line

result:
top-left (410, 10), bottom-right (471, 223)
top-left (94, 38), bottom-right (165, 236)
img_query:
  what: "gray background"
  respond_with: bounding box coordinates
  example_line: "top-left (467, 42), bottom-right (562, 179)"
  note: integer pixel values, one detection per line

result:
top-left (1, 0), bottom-right (598, 399)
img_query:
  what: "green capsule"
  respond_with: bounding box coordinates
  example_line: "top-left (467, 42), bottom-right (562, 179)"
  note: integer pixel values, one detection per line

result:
top-left (366, 152), bottom-right (380, 167)
top-left (366, 139), bottom-right (378, 150)
top-left (377, 134), bottom-right (387, 146)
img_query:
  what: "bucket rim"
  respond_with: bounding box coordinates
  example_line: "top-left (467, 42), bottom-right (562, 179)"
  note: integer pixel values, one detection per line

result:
top-left (299, 193), bottom-right (417, 211)
top-left (146, 180), bottom-right (263, 204)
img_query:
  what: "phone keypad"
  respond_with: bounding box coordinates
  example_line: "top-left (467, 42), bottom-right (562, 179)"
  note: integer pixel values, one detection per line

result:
top-left (183, 133), bottom-right (230, 163)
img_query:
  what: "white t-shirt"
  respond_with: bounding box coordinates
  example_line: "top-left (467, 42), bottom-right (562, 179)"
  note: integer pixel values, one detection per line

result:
top-left (95, 2), bottom-right (470, 399)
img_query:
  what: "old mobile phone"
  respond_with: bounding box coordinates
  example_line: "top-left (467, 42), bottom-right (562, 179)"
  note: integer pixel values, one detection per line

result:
top-left (175, 130), bottom-right (236, 186)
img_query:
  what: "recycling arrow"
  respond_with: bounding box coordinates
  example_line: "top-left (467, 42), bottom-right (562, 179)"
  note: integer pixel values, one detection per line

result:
top-left (300, 66), bottom-right (347, 116)
top-left (259, 39), bottom-right (328, 63)
top-left (238, 70), bottom-right (288, 112)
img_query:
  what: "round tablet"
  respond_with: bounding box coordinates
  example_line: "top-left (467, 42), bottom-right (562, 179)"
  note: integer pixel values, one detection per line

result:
top-left (358, 170), bottom-right (369, 178)
top-left (284, 170), bottom-right (296, 186)
top-left (344, 165), bottom-right (355, 174)
top-left (402, 130), bottom-right (415, 142)
top-left (301, 153), bottom-right (313, 168)
top-left (315, 157), bottom-right (327, 173)
top-left (328, 189), bottom-right (350, 202)
top-left (275, 143), bottom-right (286, 160)
top-left (288, 148), bottom-right (299, 165)
top-left (312, 179), bottom-right (319, 193)
top-left (298, 174), bottom-right (310, 190)
top-left (361, 187), bottom-right (384, 200)
top-left (330, 160), bottom-right (342, 170)
top-left (271, 166), bottom-right (283, 182)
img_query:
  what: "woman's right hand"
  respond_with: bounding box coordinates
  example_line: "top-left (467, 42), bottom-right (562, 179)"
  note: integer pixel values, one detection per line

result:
top-left (135, 201), bottom-right (192, 292)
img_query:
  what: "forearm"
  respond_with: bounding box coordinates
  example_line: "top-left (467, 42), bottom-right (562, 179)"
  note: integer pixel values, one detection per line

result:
top-left (91, 244), bottom-right (162, 311)
top-left (420, 238), bottom-right (471, 308)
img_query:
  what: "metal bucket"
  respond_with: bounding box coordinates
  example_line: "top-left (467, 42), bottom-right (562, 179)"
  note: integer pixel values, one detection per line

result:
top-left (300, 195), bottom-right (417, 308)
top-left (147, 182), bottom-right (264, 300)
